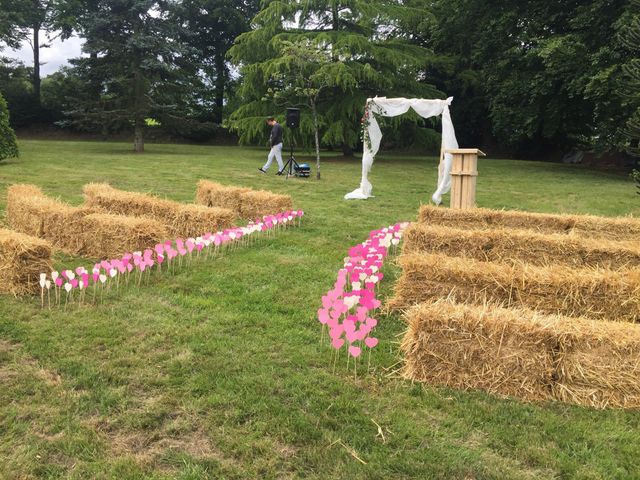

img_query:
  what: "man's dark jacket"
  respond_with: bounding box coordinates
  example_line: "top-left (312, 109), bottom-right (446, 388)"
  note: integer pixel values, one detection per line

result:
top-left (270, 122), bottom-right (283, 147)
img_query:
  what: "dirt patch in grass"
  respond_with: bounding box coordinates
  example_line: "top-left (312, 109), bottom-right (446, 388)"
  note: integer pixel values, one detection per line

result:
top-left (84, 404), bottom-right (242, 474)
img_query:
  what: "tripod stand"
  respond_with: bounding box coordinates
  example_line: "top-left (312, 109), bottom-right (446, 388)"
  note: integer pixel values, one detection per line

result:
top-left (280, 135), bottom-right (300, 178)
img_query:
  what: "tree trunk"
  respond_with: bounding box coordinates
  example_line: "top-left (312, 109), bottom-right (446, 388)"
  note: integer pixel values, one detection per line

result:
top-left (133, 67), bottom-right (145, 153)
top-left (312, 100), bottom-right (321, 180)
top-left (341, 143), bottom-right (353, 156)
top-left (32, 26), bottom-right (41, 107)
top-left (134, 118), bottom-right (144, 153)
top-left (214, 53), bottom-right (225, 124)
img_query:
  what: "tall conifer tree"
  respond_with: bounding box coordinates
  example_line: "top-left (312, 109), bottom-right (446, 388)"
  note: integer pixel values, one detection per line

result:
top-left (228, 0), bottom-right (439, 154)
top-left (67, 0), bottom-right (189, 152)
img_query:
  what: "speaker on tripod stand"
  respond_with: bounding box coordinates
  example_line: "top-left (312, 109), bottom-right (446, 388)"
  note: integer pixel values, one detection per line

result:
top-left (281, 108), bottom-right (310, 178)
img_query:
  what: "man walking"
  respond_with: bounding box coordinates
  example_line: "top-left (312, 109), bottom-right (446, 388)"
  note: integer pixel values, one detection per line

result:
top-left (259, 117), bottom-right (284, 175)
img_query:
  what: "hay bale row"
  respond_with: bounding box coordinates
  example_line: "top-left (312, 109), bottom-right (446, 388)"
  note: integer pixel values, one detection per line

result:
top-left (402, 223), bottom-right (640, 270)
top-left (6, 184), bottom-right (167, 258)
top-left (388, 253), bottom-right (640, 322)
top-left (196, 179), bottom-right (293, 220)
top-left (401, 300), bottom-right (640, 409)
top-left (84, 183), bottom-right (235, 237)
top-left (418, 205), bottom-right (640, 241)
top-left (0, 228), bottom-right (52, 295)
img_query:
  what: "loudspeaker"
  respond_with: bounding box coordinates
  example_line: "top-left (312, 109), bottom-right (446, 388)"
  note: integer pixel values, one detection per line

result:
top-left (286, 108), bottom-right (300, 129)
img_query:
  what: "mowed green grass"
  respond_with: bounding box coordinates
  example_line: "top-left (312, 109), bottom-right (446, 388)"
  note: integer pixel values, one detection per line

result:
top-left (0, 140), bottom-right (639, 480)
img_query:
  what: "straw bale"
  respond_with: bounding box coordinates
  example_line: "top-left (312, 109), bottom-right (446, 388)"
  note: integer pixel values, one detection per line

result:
top-left (6, 183), bottom-right (167, 257)
top-left (195, 179), bottom-right (250, 214)
top-left (402, 223), bottom-right (640, 270)
top-left (79, 213), bottom-right (168, 258)
top-left (239, 189), bottom-right (293, 220)
top-left (552, 319), bottom-right (640, 409)
top-left (0, 228), bottom-right (52, 295)
top-left (401, 300), bottom-right (559, 401)
top-left (173, 204), bottom-right (236, 238)
top-left (401, 300), bottom-right (640, 408)
top-left (195, 179), bottom-right (292, 220)
top-left (7, 184), bottom-right (92, 253)
top-left (84, 183), bottom-right (235, 236)
top-left (389, 253), bottom-right (640, 322)
top-left (418, 205), bottom-right (640, 241)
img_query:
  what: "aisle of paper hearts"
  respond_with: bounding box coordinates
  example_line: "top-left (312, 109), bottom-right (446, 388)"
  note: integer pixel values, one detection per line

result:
top-left (37, 211), bottom-right (304, 307)
top-left (317, 222), bottom-right (409, 370)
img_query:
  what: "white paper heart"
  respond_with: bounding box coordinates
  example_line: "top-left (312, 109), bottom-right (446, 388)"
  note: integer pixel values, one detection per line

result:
top-left (344, 296), bottom-right (360, 309)
top-left (64, 283), bottom-right (72, 293)
top-left (67, 271), bottom-right (75, 280)
top-left (99, 274), bottom-right (107, 284)
top-left (51, 271), bottom-right (59, 281)
top-left (109, 268), bottom-right (117, 277)
top-left (45, 280), bottom-right (51, 289)
top-left (351, 281), bottom-right (361, 291)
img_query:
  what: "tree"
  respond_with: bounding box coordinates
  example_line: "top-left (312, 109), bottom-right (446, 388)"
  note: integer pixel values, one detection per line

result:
top-left (0, 0), bottom-right (62, 106)
top-left (619, 0), bottom-right (640, 158)
top-left (174, 0), bottom-right (259, 124)
top-left (65, 0), bottom-right (191, 152)
top-left (425, 0), bottom-right (628, 157)
top-left (0, 57), bottom-right (40, 127)
top-left (264, 40), bottom-right (338, 180)
top-left (228, 0), bottom-right (440, 155)
top-left (0, 91), bottom-right (19, 161)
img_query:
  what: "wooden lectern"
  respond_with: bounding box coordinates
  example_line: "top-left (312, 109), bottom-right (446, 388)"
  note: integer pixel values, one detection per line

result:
top-left (446, 148), bottom-right (486, 209)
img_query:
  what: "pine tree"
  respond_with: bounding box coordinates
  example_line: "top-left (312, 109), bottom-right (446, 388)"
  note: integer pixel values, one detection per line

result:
top-left (228, 0), bottom-right (439, 154)
top-left (620, 0), bottom-right (640, 158)
top-left (66, 0), bottom-right (190, 152)
top-left (173, 0), bottom-right (259, 124)
top-left (0, 91), bottom-right (19, 161)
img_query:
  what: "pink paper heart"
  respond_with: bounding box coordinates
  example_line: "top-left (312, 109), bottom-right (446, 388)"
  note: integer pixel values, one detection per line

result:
top-left (331, 338), bottom-right (345, 350)
top-left (365, 337), bottom-right (379, 348)
top-left (348, 345), bottom-right (362, 358)
top-left (318, 308), bottom-right (330, 324)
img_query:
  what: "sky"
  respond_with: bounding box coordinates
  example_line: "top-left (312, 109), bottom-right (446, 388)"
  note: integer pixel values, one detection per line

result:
top-left (5, 31), bottom-right (83, 76)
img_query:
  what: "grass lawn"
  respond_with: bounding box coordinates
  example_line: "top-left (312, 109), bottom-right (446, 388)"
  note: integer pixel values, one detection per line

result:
top-left (0, 140), bottom-right (639, 480)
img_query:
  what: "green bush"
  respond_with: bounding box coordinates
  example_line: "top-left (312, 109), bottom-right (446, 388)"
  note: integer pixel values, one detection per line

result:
top-left (0, 92), bottom-right (19, 161)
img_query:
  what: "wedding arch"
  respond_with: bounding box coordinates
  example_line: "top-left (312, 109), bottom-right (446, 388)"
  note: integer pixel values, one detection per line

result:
top-left (344, 97), bottom-right (459, 204)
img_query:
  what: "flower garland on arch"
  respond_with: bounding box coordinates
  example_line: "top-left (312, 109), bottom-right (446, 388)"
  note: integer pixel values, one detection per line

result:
top-left (360, 99), bottom-right (387, 152)
top-left (360, 100), bottom-right (375, 152)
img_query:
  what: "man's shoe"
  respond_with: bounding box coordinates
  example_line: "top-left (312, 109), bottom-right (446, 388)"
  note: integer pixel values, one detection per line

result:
top-left (276, 170), bottom-right (284, 176)
top-left (258, 168), bottom-right (266, 174)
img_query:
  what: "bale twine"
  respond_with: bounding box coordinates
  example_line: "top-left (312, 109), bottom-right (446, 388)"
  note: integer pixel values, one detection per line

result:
top-left (418, 205), bottom-right (640, 241)
top-left (402, 299), bottom-right (640, 409)
top-left (389, 253), bottom-right (640, 322)
top-left (402, 223), bottom-right (640, 270)
top-left (84, 183), bottom-right (235, 237)
top-left (195, 179), bottom-right (293, 220)
top-left (0, 228), bottom-right (52, 295)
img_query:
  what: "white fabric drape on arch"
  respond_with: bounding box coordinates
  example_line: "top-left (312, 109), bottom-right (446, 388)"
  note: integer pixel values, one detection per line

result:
top-left (344, 97), bottom-right (459, 204)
